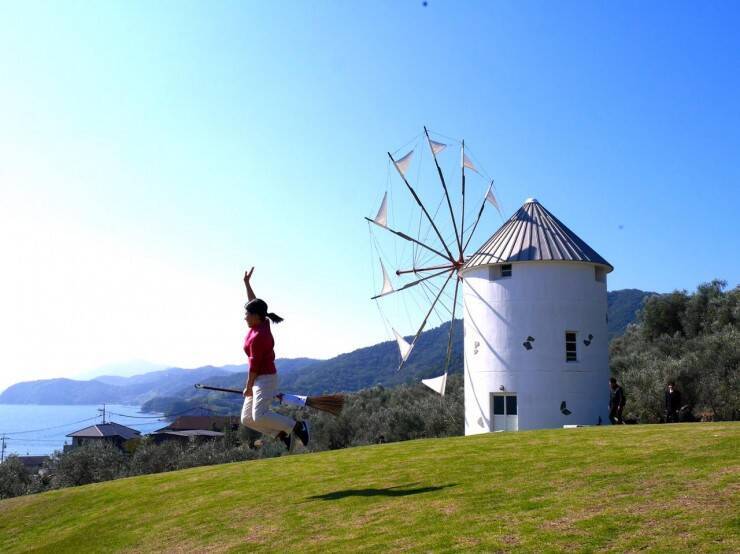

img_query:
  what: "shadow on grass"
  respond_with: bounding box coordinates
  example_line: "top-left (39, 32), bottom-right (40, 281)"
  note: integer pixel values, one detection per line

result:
top-left (307, 483), bottom-right (456, 501)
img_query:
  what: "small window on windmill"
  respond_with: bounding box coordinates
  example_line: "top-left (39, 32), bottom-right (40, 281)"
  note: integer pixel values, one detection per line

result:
top-left (565, 331), bottom-right (577, 362)
top-left (489, 264), bottom-right (513, 280)
top-left (595, 266), bottom-right (606, 283)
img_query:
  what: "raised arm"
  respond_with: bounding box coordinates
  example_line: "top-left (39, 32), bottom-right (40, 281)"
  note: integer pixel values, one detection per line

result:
top-left (244, 267), bottom-right (256, 301)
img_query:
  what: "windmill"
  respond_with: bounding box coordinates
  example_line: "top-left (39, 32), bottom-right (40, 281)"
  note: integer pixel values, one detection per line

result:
top-left (366, 127), bottom-right (502, 396)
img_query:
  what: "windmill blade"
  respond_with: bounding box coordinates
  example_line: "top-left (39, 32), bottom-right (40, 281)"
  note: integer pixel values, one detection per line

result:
top-left (463, 180), bottom-right (499, 253)
top-left (374, 259), bottom-right (394, 298)
top-left (397, 269), bottom-right (455, 371)
top-left (422, 373), bottom-right (447, 396)
top-left (424, 126), bottom-right (462, 258)
top-left (460, 141), bottom-right (467, 259)
top-left (396, 263), bottom-right (456, 276)
top-left (373, 191), bottom-right (388, 227)
top-left (393, 328), bottom-right (414, 363)
top-left (429, 139), bottom-right (446, 155)
top-left (366, 217), bottom-right (450, 262)
top-left (388, 151), bottom-right (456, 262)
top-left (463, 152), bottom-right (479, 174)
top-left (485, 185), bottom-right (502, 215)
top-left (393, 149), bottom-right (414, 177)
top-left (443, 276), bottom-right (462, 373)
top-left (371, 267), bottom-right (452, 300)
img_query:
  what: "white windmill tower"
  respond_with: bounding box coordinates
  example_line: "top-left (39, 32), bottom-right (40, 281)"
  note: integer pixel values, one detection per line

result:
top-left (459, 198), bottom-right (614, 433)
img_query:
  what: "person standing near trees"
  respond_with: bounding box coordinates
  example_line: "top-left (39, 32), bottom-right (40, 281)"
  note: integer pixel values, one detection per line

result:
top-left (665, 382), bottom-right (682, 423)
top-left (608, 377), bottom-right (625, 424)
top-left (240, 267), bottom-right (309, 452)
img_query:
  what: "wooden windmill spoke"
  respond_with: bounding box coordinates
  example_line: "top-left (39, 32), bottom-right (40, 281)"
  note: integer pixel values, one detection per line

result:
top-left (365, 218), bottom-right (452, 262)
top-left (395, 263), bottom-right (456, 276)
top-left (424, 126), bottom-right (463, 259)
top-left (462, 189), bottom-right (489, 254)
top-left (388, 151), bottom-right (456, 261)
top-left (370, 267), bottom-right (452, 300)
top-left (443, 277), bottom-right (462, 373)
top-left (422, 271), bottom-right (460, 308)
top-left (398, 269), bottom-right (455, 371)
top-left (460, 140), bottom-right (466, 260)
top-left (419, 279), bottom-right (451, 322)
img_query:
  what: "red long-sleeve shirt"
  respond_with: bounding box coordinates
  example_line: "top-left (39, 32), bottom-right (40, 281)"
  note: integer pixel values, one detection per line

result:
top-left (244, 320), bottom-right (277, 375)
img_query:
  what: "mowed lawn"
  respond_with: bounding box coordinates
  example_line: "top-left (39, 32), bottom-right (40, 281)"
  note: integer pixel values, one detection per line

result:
top-left (1, 423), bottom-right (738, 553)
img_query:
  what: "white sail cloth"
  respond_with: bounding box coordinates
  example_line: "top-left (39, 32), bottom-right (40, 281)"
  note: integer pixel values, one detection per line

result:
top-left (485, 183), bottom-right (502, 215)
top-left (392, 328), bottom-right (414, 363)
top-left (373, 191), bottom-right (388, 227)
top-left (422, 373), bottom-right (447, 396)
top-left (394, 150), bottom-right (414, 177)
top-left (429, 139), bottom-right (446, 155)
top-left (463, 152), bottom-right (479, 174)
top-left (378, 259), bottom-right (394, 297)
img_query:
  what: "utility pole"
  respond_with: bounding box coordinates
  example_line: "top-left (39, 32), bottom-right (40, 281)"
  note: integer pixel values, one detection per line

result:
top-left (98, 404), bottom-right (106, 424)
top-left (1, 434), bottom-right (6, 463)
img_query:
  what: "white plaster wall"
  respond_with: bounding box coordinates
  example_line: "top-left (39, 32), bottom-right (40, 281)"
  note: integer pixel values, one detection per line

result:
top-left (461, 261), bottom-right (611, 434)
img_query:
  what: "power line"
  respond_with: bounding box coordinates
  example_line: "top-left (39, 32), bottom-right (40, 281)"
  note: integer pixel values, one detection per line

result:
top-left (109, 405), bottom-right (217, 420)
top-left (0, 416), bottom-right (100, 436)
top-left (0, 405), bottom-right (218, 445)
top-left (106, 411), bottom-right (172, 420)
top-left (3, 437), bottom-right (62, 443)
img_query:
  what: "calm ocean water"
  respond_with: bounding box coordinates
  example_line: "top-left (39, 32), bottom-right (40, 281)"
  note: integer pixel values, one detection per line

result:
top-left (0, 404), bottom-right (165, 457)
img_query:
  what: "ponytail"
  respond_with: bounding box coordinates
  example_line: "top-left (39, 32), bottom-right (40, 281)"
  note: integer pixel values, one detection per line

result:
top-left (266, 312), bottom-right (284, 324)
top-left (246, 298), bottom-right (283, 323)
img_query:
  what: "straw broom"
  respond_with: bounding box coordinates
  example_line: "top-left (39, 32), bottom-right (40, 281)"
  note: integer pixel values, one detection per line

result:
top-left (194, 384), bottom-right (344, 416)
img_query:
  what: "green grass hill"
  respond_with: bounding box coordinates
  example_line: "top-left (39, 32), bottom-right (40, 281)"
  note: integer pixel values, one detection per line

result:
top-left (1, 423), bottom-right (737, 553)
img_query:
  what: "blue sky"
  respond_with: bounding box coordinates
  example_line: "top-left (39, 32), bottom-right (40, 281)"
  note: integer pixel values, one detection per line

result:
top-left (0, 1), bottom-right (738, 389)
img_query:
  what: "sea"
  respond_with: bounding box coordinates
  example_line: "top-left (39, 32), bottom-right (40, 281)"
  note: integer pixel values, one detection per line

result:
top-left (0, 404), bottom-right (166, 457)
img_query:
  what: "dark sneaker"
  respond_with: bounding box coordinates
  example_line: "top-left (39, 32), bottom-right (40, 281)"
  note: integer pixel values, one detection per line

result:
top-left (294, 420), bottom-right (310, 447)
top-left (279, 433), bottom-right (292, 452)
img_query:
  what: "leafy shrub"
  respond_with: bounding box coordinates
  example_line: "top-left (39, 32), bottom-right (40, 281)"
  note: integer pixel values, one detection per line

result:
top-left (48, 442), bottom-right (128, 488)
top-left (0, 456), bottom-right (31, 499)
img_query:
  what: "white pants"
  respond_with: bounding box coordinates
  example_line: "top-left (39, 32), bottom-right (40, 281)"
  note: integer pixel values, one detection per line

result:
top-left (241, 373), bottom-right (295, 437)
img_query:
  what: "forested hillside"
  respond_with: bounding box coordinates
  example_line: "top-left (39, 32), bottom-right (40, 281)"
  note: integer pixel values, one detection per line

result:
top-left (607, 288), bottom-right (655, 338)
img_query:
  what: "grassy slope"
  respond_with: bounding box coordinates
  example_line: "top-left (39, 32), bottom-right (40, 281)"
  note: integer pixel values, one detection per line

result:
top-left (1, 424), bottom-right (738, 553)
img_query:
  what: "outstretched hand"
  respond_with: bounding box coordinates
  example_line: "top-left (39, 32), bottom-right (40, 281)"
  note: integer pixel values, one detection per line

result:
top-left (244, 267), bottom-right (256, 301)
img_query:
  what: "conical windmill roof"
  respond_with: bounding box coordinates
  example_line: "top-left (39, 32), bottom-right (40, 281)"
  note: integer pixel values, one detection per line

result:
top-left (463, 198), bottom-right (613, 272)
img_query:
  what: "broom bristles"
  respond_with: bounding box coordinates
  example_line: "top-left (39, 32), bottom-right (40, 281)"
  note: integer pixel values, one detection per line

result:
top-left (306, 394), bottom-right (344, 416)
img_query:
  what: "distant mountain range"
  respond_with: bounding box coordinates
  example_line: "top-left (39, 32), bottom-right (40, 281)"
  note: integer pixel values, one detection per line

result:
top-left (73, 359), bottom-right (171, 381)
top-left (0, 289), bottom-right (653, 407)
top-left (0, 359), bottom-right (316, 406)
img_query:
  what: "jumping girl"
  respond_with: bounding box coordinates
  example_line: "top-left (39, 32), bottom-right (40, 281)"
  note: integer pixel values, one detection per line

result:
top-left (241, 267), bottom-right (309, 451)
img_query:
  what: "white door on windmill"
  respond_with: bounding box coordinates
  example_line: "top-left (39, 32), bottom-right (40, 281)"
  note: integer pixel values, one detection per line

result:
top-left (490, 393), bottom-right (518, 432)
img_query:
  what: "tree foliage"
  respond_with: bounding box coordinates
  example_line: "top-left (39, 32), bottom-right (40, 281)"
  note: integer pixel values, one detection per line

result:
top-left (610, 280), bottom-right (739, 422)
top-left (0, 456), bottom-right (31, 500)
top-left (48, 442), bottom-right (129, 488)
top-left (303, 374), bottom-right (464, 451)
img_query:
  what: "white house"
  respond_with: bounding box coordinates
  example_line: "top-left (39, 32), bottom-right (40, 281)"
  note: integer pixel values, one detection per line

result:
top-left (460, 198), bottom-right (613, 434)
